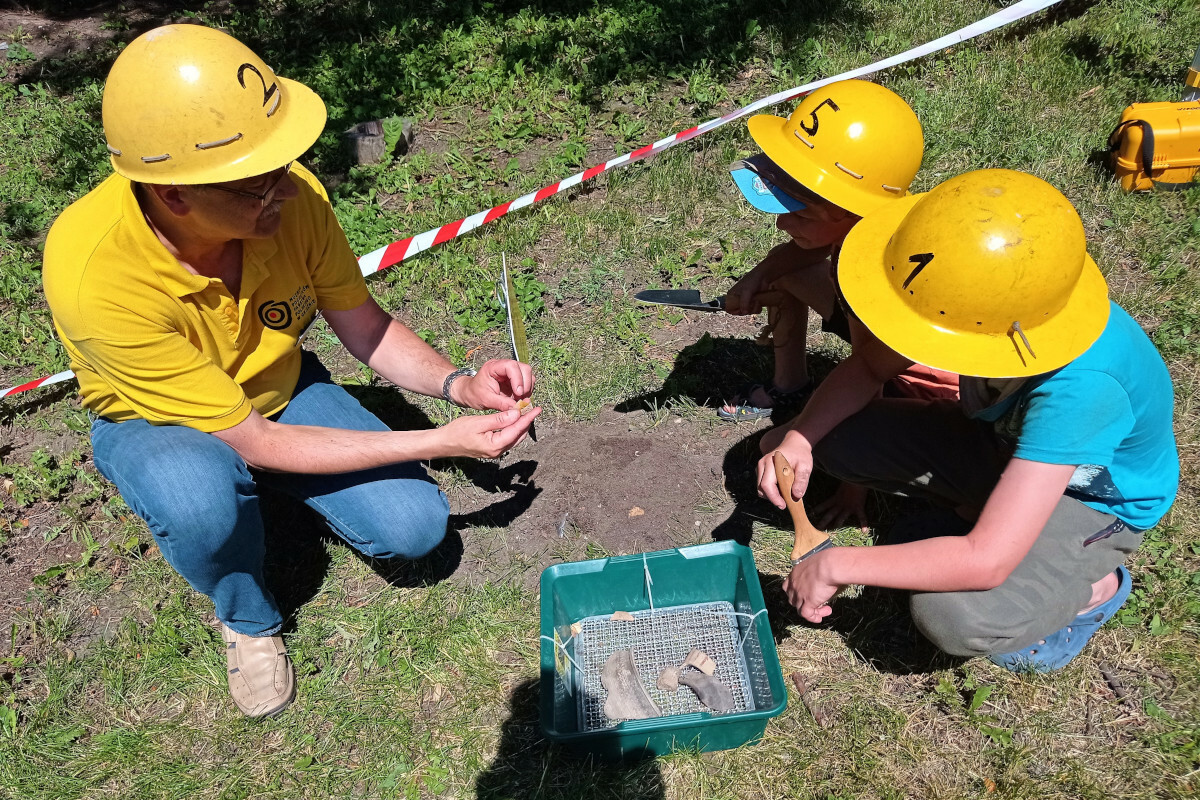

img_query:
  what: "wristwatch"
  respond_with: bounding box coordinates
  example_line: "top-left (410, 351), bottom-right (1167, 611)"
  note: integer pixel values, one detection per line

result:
top-left (441, 367), bottom-right (476, 406)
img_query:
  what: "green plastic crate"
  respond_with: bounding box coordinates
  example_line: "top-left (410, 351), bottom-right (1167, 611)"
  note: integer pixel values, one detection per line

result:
top-left (539, 541), bottom-right (787, 760)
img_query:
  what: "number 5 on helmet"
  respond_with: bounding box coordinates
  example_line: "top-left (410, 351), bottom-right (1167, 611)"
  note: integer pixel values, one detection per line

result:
top-left (746, 79), bottom-right (924, 217)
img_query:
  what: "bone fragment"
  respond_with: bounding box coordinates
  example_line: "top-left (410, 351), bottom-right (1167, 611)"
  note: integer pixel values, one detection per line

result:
top-left (681, 671), bottom-right (734, 710)
top-left (569, 622), bottom-right (583, 637)
top-left (678, 670), bottom-right (736, 712)
top-left (610, 611), bottom-right (635, 622)
top-left (601, 649), bottom-right (661, 720)
top-left (683, 648), bottom-right (716, 675)
top-left (656, 665), bottom-right (680, 692)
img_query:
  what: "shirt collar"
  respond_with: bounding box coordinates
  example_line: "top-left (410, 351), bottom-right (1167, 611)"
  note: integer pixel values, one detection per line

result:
top-left (118, 179), bottom-right (210, 297)
top-left (119, 177), bottom-right (283, 299)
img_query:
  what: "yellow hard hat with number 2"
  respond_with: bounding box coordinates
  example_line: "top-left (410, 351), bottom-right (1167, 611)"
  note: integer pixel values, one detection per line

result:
top-left (838, 169), bottom-right (1110, 378)
top-left (102, 24), bottom-right (326, 184)
top-left (748, 79), bottom-right (923, 215)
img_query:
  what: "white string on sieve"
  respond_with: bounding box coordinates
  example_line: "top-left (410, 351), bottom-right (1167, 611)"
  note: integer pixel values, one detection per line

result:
top-left (540, 633), bottom-right (583, 675)
top-left (695, 608), bottom-right (769, 649)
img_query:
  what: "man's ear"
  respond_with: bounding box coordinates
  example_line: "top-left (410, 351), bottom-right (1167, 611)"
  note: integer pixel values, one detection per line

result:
top-left (143, 183), bottom-right (192, 218)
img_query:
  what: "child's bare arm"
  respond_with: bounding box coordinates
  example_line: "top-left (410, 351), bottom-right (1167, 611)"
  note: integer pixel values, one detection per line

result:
top-left (758, 316), bottom-right (911, 505)
top-left (785, 459), bottom-right (1077, 621)
top-left (726, 241), bottom-right (830, 315)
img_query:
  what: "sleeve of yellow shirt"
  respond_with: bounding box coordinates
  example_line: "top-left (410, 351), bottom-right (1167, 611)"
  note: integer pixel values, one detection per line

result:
top-left (69, 330), bottom-right (254, 433)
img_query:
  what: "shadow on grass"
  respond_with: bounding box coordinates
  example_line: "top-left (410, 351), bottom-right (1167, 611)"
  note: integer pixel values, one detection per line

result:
top-left (475, 679), bottom-right (666, 800)
top-left (615, 333), bottom-right (773, 413)
top-left (253, 383), bottom-right (543, 625)
top-left (15, 1), bottom-right (865, 115)
top-left (757, 567), bottom-right (966, 675)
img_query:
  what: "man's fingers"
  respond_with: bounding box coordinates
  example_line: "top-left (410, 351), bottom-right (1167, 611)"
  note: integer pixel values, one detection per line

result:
top-left (499, 360), bottom-right (530, 396)
top-left (491, 406), bottom-right (540, 442)
top-left (518, 362), bottom-right (534, 395)
top-left (791, 470), bottom-right (811, 501)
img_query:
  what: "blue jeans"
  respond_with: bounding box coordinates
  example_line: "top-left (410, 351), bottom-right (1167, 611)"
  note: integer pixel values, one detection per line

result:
top-left (91, 353), bottom-right (450, 636)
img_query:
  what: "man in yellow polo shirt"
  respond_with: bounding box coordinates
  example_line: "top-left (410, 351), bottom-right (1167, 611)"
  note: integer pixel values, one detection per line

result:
top-left (42, 24), bottom-right (538, 718)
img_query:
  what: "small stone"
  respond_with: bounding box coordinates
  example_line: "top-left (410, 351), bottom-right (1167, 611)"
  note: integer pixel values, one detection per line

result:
top-left (628, 507), bottom-right (645, 517)
top-left (611, 611), bottom-right (635, 622)
top-left (657, 665), bottom-right (680, 692)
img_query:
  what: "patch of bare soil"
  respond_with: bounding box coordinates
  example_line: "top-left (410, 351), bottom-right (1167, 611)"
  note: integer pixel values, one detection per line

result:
top-left (447, 405), bottom-right (742, 587)
top-left (1, 500), bottom-right (86, 626)
top-left (0, 2), bottom-right (201, 71)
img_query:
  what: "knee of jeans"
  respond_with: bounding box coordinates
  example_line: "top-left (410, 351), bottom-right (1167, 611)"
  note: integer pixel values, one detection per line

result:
top-left (350, 488), bottom-right (449, 560)
top-left (909, 591), bottom-right (1009, 658)
top-left (131, 456), bottom-right (257, 545)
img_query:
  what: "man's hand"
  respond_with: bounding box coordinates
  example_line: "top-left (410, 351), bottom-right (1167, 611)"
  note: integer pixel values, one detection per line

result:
top-left (756, 431), bottom-right (815, 508)
top-left (440, 407), bottom-right (541, 459)
top-left (783, 550), bottom-right (842, 623)
top-left (453, 359), bottom-right (534, 411)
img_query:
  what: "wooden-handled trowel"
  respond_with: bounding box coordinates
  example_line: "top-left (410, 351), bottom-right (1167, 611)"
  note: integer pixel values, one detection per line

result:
top-left (773, 451), bottom-right (833, 566)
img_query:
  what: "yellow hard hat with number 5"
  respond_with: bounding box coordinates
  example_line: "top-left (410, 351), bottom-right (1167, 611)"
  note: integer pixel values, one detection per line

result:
top-left (838, 169), bottom-right (1109, 378)
top-left (102, 24), bottom-right (326, 184)
top-left (748, 79), bottom-right (923, 216)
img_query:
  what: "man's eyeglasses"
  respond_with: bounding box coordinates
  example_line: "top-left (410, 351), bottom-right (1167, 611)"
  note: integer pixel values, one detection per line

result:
top-left (203, 162), bottom-right (292, 207)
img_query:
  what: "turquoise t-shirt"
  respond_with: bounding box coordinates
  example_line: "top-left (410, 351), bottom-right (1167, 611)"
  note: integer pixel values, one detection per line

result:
top-left (964, 302), bottom-right (1178, 530)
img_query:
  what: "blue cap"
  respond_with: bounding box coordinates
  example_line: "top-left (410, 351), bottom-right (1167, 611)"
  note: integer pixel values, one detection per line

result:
top-left (729, 153), bottom-right (807, 214)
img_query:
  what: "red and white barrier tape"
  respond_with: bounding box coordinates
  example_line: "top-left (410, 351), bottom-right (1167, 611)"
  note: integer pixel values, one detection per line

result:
top-left (2, 0), bottom-right (1061, 400)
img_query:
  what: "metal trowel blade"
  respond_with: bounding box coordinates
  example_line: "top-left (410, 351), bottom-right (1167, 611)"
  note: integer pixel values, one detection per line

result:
top-left (634, 290), bottom-right (726, 312)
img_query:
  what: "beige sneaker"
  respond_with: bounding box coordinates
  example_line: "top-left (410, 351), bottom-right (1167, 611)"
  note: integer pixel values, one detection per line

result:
top-left (220, 623), bottom-right (296, 718)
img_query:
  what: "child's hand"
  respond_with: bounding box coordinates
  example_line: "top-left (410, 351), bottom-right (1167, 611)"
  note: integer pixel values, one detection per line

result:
top-left (756, 432), bottom-right (815, 508)
top-left (725, 272), bottom-right (766, 316)
top-left (783, 551), bottom-right (841, 623)
top-left (814, 481), bottom-right (870, 533)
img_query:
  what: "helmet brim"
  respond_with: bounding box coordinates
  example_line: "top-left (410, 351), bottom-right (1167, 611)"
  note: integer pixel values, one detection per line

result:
top-left (748, 113), bottom-right (896, 217)
top-left (839, 195), bottom-right (1110, 378)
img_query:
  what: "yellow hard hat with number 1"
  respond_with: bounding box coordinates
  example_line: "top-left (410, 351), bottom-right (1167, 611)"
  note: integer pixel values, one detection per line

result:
top-left (102, 24), bottom-right (326, 184)
top-left (747, 79), bottom-right (923, 216)
top-left (838, 169), bottom-right (1110, 378)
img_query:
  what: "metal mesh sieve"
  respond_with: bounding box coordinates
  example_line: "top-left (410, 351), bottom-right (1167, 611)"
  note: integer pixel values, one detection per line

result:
top-left (572, 601), bottom-right (757, 732)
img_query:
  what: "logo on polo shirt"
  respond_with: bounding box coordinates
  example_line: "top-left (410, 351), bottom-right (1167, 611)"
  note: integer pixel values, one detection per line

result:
top-left (258, 300), bottom-right (292, 330)
top-left (257, 285), bottom-right (316, 332)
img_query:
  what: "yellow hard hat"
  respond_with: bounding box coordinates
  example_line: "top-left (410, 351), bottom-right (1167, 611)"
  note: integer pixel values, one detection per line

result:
top-left (838, 169), bottom-right (1110, 378)
top-left (747, 80), bottom-right (923, 216)
top-left (102, 24), bottom-right (326, 184)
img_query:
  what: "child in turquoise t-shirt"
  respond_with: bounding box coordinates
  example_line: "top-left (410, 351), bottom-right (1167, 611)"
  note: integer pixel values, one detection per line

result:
top-left (759, 169), bottom-right (1178, 671)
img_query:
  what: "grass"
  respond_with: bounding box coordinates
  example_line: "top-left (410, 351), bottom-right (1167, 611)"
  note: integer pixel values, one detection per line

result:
top-left (2, 0), bottom-right (1200, 798)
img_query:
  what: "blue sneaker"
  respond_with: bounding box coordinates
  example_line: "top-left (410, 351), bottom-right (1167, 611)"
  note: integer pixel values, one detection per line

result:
top-left (988, 565), bottom-right (1132, 673)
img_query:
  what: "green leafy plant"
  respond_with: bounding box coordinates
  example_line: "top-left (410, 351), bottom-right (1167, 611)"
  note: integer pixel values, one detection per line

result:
top-left (935, 672), bottom-right (1014, 746)
top-left (0, 449), bottom-right (82, 507)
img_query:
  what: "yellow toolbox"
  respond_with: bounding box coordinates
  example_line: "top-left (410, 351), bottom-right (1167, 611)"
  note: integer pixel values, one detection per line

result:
top-left (1109, 47), bottom-right (1200, 192)
top-left (1109, 101), bottom-right (1200, 191)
